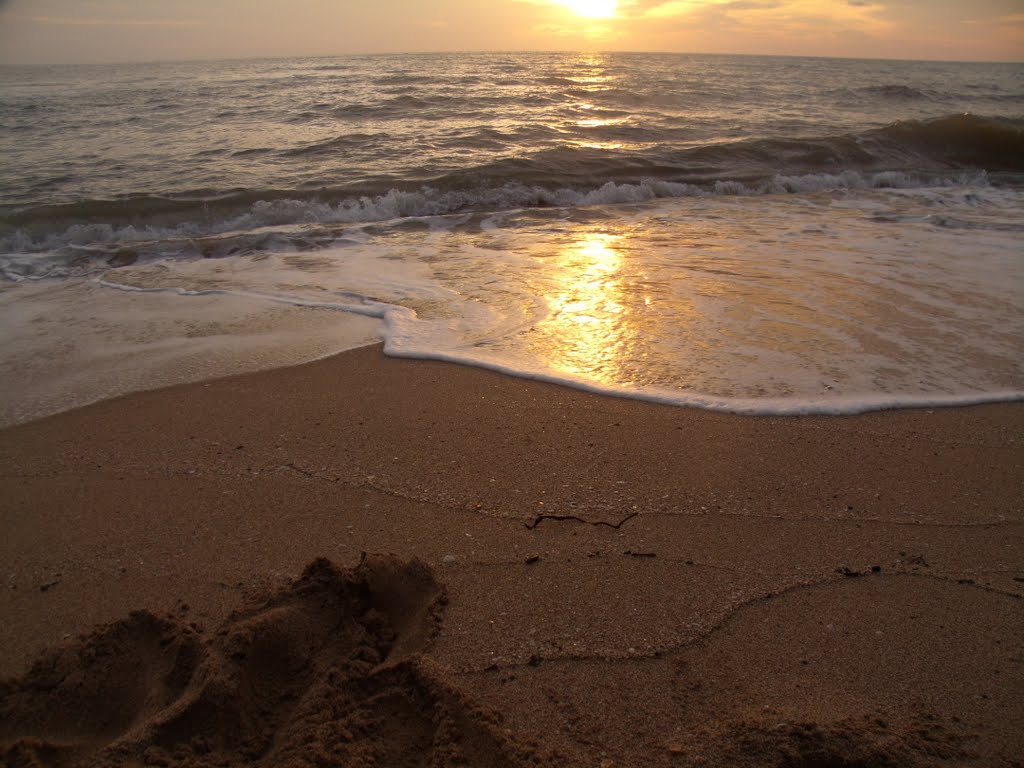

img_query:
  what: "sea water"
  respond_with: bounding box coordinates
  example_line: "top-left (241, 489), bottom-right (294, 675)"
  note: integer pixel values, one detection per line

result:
top-left (1, 53), bottom-right (1022, 425)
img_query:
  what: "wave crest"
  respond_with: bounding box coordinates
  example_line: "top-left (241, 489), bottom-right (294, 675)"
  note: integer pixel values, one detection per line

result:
top-left (0, 168), bottom-right (994, 276)
top-left (1, 114), bottom-right (1018, 262)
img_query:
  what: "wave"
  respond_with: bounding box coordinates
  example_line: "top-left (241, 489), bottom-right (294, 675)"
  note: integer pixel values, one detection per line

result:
top-left (370, 73), bottom-right (436, 86)
top-left (1, 114), bottom-right (1019, 261)
top-left (872, 114), bottom-right (1024, 171)
top-left (279, 132), bottom-right (393, 158)
top-left (830, 84), bottom-right (940, 103)
top-left (307, 92), bottom-right (544, 122)
top-left (429, 114), bottom-right (1024, 189)
top-left (863, 84), bottom-right (934, 100)
top-left (0, 170), bottom-right (998, 276)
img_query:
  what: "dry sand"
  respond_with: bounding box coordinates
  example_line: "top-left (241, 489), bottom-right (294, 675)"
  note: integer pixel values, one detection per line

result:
top-left (1, 344), bottom-right (1022, 767)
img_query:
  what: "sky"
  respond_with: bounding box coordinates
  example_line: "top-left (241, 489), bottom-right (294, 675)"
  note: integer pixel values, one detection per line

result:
top-left (0, 0), bottom-right (1021, 65)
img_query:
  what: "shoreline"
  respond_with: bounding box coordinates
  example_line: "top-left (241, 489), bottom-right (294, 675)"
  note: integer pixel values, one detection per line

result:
top-left (1, 344), bottom-right (1022, 766)
top-left (384, 344), bottom-right (1024, 416)
top-left (5, 294), bottom-right (1024, 430)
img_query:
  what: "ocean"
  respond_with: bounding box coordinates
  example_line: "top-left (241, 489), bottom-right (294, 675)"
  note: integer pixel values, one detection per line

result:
top-left (1, 52), bottom-right (1022, 425)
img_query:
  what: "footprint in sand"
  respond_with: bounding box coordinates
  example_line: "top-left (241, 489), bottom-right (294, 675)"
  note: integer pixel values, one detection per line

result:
top-left (0, 555), bottom-right (549, 768)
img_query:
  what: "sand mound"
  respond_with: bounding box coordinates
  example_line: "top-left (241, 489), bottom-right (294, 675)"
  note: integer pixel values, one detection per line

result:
top-left (1, 555), bottom-right (547, 767)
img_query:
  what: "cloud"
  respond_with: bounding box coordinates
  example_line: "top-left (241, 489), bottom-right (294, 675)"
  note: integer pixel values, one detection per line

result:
top-left (532, 20), bottom-right (621, 40)
top-left (639, 0), bottom-right (782, 18)
top-left (24, 15), bottom-right (198, 27)
top-left (727, 0), bottom-right (889, 33)
top-left (644, 0), bottom-right (725, 18)
top-left (640, 0), bottom-right (887, 29)
top-left (512, 0), bottom-right (566, 12)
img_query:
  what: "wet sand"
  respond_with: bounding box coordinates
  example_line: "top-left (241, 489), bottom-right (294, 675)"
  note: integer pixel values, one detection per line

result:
top-left (1, 344), bottom-right (1022, 766)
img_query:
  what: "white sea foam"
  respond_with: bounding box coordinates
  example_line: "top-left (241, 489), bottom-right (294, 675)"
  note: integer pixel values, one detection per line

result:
top-left (381, 345), bottom-right (1024, 415)
top-left (0, 279), bottom-right (383, 428)
top-left (0, 170), bottom-right (994, 261)
top-left (1, 186), bottom-right (1021, 423)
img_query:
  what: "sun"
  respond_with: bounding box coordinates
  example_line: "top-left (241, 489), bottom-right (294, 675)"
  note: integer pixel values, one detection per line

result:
top-left (558, 0), bottom-right (619, 19)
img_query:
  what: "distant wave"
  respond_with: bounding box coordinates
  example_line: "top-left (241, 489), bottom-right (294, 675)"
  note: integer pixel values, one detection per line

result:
top-left (864, 84), bottom-right (934, 100)
top-left (830, 84), bottom-right (939, 103)
top-left (428, 114), bottom-right (1024, 189)
top-left (288, 92), bottom-right (554, 122)
top-left (1, 114), bottom-right (1020, 263)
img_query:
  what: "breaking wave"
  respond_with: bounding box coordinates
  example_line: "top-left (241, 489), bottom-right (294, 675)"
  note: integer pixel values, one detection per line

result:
top-left (0, 114), bottom-right (1019, 262)
top-left (0, 171), bottom-right (995, 272)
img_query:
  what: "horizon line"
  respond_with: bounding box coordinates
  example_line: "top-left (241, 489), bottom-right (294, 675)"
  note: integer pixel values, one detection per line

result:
top-left (2, 48), bottom-right (1022, 68)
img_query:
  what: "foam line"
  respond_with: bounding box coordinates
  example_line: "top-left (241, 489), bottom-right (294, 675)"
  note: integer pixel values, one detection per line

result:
top-left (0, 169), bottom-right (995, 257)
top-left (98, 278), bottom-right (395, 321)
top-left (380, 345), bottom-right (1024, 416)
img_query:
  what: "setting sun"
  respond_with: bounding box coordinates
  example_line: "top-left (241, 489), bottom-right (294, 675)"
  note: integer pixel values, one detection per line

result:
top-left (558, 0), bottom-right (619, 19)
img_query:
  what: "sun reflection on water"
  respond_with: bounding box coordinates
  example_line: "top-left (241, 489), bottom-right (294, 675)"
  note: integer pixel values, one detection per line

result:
top-left (560, 54), bottom-right (635, 150)
top-left (535, 231), bottom-right (641, 384)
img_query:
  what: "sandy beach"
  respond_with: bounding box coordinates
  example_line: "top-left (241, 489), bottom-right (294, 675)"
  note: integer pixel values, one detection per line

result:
top-left (1, 343), bottom-right (1022, 766)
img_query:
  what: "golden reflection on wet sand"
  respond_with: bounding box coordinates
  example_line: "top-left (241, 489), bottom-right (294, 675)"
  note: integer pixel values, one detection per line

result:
top-left (534, 231), bottom-right (642, 385)
top-left (433, 193), bottom-right (1021, 399)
